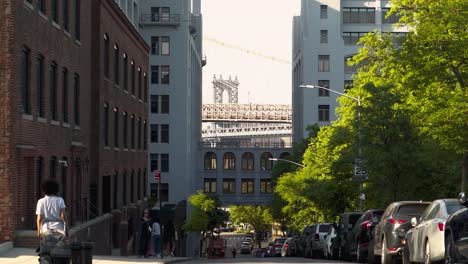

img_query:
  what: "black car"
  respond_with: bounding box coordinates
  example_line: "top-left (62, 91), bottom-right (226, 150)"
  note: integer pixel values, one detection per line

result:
top-left (296, 225), bottom-right (313, 257)
top-left (332, 212), bottom-right (363, 260)
top-left (348, 209), bottom-right (384, 263)
top-left (372, 201), bottom-right (430, 264)
top-left (445, 192), bottom-right (468, 264)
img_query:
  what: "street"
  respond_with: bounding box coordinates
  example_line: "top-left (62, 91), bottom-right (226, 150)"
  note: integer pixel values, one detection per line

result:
top-left (183, 256), bottom-right (348, 263)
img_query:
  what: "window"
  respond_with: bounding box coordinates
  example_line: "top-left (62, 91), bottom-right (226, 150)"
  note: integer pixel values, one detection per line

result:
top-left (161, 154), bottom-right (169, 172)
top-left (74, 0), bottom-right (80, 40)
top-left (38, 0), bottom-right (46, 14)
top-left (150, 124), bottom-right (158, 142)
top-left (345, 56), bottom-right (359, 73)
top-left (204, 179), bottom-right (216, 193)
top-left (122, 112), bottom-right (127, 148)
top-left (161, 37), bottom-right (170, 55)
top-left (161, 65), bottom-right (169, 84)
top-left (161, 124), bottom-right (169, 143)
top-left (130, 115), bottom-right (135, 149)
top-left (150, 183), bottom-right (169, 202)
top-left (104, 34), bottom-right (109, 78)
top-left (343, 8), bottom-right (375, 24)
top-left (130, 171), bottom-right (135, 202)
top-left (60, 157), bottom-right (68, 201)
top-left (63, 0), bottom-right (69, 31)
top-left (151, 36), bottom-right (159, 55)
top-left (52, 0), bottom-right (58, 23)
top-left (150, 7), bottom-right (160, 22)
top-left (241, 152), bottom-right (254, 171)
top-left (343, 32), bottom-right (368, 46)
top-left (382, 8), bottom-right (400, 24)
top-left (223, 179), bottom-right (235, 194)
top-left (73, 74), bottom-right (80, 126)
top-left (260, 179), bottom-right (273, 194)
top-left (103, 103), bottom-right (109, 146)
top-left (37, 55), bottom-right (45, 118)
top-left (114, 107), bottom-right (119, 147)
top-left (113, 172), bottom-right (118, 208)
top-left (150, 154), bottom-right (158, 171)
top-left (62, 68), bottom-right (68, 123)
top-left (138, 67), bottom-right (142, 99)
top-left (143, 121), bottom-right (147, 150)
top-left (241, 179), bottom-right (254, 194)
top-left (137, 171), bottom-right (141, 200)
top-left (21, 47), bottom-right (31, 115)
top-left (151, 95), bottom-right (169, 113)
top-left (114, 45), bottom-right (119, 85)
top-left (161, 7), bottom-right (170, 22)
top-left (260, 152), bottom-right (273, 171)
top-left (318, 105), bottom-right (330, 122)
top-left (204, 152), bottom-right (217, 170)
top-left (143, 73), bottom-right (148, 102)
top-left (318, 55), bottom-right (330, 72)
top-left (320, 30), bottom-right (328, 44)
top-left (50, 62), bottom-right (58, 120)
top-left (223, 152), bottom-right (235, 170)
top-left (151, 66), bottom-right (159, 84)
top-left (122, 171), bottom-right (127, 206)
top-left (318, 80), bottom-right (330, 96)
top-left (131, 61), bottom-right (135, 94)
top-left (151, 96), bottom-right (158, 113)
top-left (320, 5), bottom-right (328, 19)
top-left (36, 157), bottom-right (44, 200)
top-left (137, 117), bottom-right (141, 149)
top-left (123, 54), bottom-right (128, 90)
top-left (161, 95), bottom-right (169, 113)
top-left (50, 156), bottom-right (57, 179)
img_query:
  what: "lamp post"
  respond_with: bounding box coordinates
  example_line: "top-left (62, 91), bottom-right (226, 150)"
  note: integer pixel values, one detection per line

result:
top-left (299, 84), bottom-right (366, 211)
top-left (268, 158), bottom-right (305, 168)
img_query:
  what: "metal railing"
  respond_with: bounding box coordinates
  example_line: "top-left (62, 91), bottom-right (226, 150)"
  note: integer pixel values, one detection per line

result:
top-left (200, 140), bottom-right (292, 149)
top-left (140, 14), bottom-right (180, 24)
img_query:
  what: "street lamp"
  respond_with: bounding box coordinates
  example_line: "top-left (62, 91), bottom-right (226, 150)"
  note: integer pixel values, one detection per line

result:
top-left (268, 158), bottom-right (305, 168)
top-left (299, 84), bottom-right (366, 211)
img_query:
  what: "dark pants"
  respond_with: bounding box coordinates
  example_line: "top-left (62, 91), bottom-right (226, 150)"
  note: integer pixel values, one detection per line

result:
top-left (138, 236), bottom-right (149, 257)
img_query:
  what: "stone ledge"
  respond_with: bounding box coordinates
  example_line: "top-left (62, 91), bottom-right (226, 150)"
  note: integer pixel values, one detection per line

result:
top-left (0, 241), bottom-right (13, 256)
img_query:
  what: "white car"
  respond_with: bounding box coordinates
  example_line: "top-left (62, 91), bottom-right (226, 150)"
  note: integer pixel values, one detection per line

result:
top-left (323, 225), bottom-right (337, 259)
top-left (404, 199), bottom-right (463, 264)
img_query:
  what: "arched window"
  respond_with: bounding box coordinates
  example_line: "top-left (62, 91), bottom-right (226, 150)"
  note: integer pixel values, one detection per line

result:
top-left (260, 152), bottom-right (273, 171)
top-left (204, 152), bottom-right (217, 170)
top-left (103, 34), bottom-right (109, 78)
top-left (241, 152), bottom-right (254, 171)
top-left (223, 152), bottom-right (235, 170)
top-left (279, 152), bottom-right (291, 159)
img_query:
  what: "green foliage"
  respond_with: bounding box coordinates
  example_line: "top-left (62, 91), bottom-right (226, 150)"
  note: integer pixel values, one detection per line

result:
top-left (229, 205), bottom-right (272, 246)
top-left (184, 191), bottom-right (229, 239)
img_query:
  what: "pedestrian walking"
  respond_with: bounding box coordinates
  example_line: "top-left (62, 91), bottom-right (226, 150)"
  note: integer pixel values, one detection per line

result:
top-left (138, 209), bottom-right (152, 258)
top-left (232, 246), bottom-right (236, 258)
top-left (152, 218), bottom-right (162, 258)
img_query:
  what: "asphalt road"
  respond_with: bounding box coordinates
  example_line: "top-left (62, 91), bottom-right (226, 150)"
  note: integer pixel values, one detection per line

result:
top-left (183, 256), bottom-right (349, 263)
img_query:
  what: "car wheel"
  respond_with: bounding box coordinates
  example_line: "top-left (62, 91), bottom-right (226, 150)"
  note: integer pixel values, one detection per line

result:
top-left (381, 236), bottom-right (393, 264)
top-left (424, 240), bottom-right (431, 264)
top-left (403, 242), bottom-right (411, 264)
top-left (445, 234), bottom-right (457, 264)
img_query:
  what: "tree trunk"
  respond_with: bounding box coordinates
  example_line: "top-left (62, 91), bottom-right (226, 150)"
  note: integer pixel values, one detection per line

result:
top-left (462, 151), bottom-right (467, 193)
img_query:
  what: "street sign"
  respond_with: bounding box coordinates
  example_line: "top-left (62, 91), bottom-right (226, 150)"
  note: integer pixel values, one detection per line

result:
top-left (154, 170), bottom-right (161, 181)
top-left (353, 159), bottom-right (368, 182)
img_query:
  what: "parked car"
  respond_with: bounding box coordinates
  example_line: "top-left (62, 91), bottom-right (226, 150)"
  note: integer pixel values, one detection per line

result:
top-left (373, 201), bottom-right (430, 264)
top-left (444, 192), bottom-right (468, 264)
top-left (333, 212), bottom-right (364, 260)
top-left (348, 209), bottom-right (385, 262)
top-left (304, 223), bottom-right (333, 258)
top-left (323, 224), bottom-right (337, 259)
top-left (240, 241), bottom-right (253, 254)
top-left (404, 199), bottom-right (462, 264)
top-left (265, 237), bottom-right (286, 257)
top-left (281, 237), bottom-right (297, 257)
top-left (296, 225), bottom-right (313, 257)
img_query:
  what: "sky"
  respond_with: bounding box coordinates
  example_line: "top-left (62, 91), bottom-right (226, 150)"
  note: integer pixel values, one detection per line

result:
top-left (201, 0), bottom-right (301, 105)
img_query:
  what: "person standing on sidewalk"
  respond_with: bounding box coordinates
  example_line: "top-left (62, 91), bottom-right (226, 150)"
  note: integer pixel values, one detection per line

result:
top-left (138, 209), bottom-right (152, 258)
top-left (151, 218), bottom-right (161, 258)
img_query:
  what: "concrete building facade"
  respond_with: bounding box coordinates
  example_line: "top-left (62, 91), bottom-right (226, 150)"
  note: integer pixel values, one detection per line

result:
top-left (292, 0), bottom-right (407, 143)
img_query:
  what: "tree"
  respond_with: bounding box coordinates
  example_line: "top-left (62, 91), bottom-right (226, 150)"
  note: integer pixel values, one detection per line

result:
top-left (229, 205), bottom-right (272, 248)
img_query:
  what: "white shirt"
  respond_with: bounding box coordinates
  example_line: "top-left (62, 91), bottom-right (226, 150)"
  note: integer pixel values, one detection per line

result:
top-left (152, 222), bottom-right (161, 236)
top-left (36, 195), bottom-right (66, 233)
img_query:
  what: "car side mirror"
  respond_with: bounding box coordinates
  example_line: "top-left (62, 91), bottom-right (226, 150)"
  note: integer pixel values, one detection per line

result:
top-left (459, 192), bottom-right (468, 206)
top-left (411, 217), bottom-right (418, 227)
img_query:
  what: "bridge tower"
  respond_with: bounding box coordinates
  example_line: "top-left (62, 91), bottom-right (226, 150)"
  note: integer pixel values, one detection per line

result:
top-left (213, 75), bottom-right (239, 104)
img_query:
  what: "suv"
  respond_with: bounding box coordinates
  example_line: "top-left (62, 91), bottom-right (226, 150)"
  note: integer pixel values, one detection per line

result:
top-left (348, 209), bottom-right (384, 262)
top-left (444, 192), bottom-right (468, 264)
top-left (373, 201), bottom-right (430, 264)
top-left (332, 212), bottom-right (363, 260)
top-left (304, 223), bottom-right (333, 258)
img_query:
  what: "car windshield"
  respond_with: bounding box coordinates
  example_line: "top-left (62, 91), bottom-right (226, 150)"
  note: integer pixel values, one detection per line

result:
top-left (276, 239), bottom-right (286, 244)
top-left (319, 224), bottom-right (331, 232)
top-left (396, 204), bottom-right (428, 218)
top-left (372, 211), bottom-right (384, 221)
top-left (349, 214), bottom-right (361, 227)
top-left (446, 202), bottom-right (463, 215)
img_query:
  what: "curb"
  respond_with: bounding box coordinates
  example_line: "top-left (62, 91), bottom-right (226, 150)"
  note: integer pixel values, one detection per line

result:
top-left (0, 242), bottom-right (13, 256)
top-left (163, 257), bottom-right (197, 263)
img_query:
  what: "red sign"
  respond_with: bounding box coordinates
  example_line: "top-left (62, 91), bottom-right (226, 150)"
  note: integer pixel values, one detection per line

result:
top-left (153, 170), bottom-right (161, 181)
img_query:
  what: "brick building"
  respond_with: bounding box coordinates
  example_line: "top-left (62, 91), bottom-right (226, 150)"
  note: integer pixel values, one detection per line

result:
top-left (0, 0), bottom-right (148, 244)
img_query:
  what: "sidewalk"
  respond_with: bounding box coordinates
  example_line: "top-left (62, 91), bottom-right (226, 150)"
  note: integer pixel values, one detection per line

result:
top-left (0, 247), bottom-right (192, 264)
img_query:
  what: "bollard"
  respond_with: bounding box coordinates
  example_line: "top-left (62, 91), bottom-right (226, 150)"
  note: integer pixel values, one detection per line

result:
top-left (81, 242), bottom-right (93, 264)
top-left (70, 242), bottom-right (82, 264)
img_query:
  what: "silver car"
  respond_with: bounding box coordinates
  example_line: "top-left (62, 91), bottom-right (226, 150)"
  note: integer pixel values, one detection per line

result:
top-left (404, 199), bottom-right (463, 264)
top-left (322, 225), bottom-right (337, 259)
